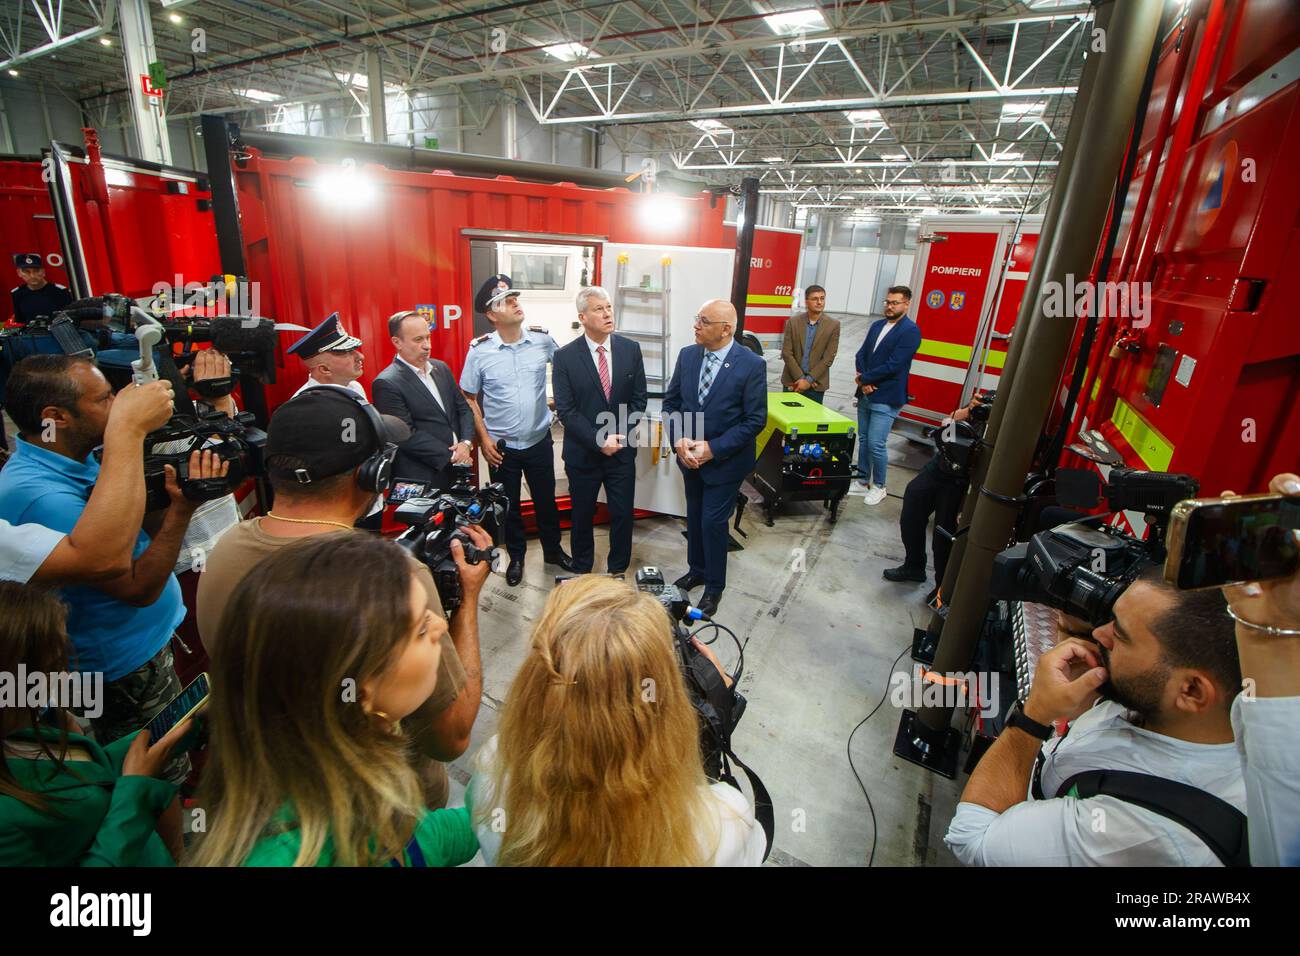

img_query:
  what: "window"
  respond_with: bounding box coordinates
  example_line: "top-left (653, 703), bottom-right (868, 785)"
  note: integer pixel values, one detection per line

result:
top-left (510, 253), bottom-right (569, 290)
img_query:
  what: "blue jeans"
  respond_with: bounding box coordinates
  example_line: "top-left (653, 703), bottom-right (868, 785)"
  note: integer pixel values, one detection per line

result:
top-left (857, 400), bottom-right (901, 486)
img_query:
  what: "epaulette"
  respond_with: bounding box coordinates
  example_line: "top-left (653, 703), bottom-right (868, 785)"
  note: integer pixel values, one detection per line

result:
top-left (10, 286), bottom-right (21, 294)
top-left (470, 333), bottom-right (492, 347)
top-left (528, 325), bottom-right (553, 336)
top-left (53, 283), bottom-right (68, 290)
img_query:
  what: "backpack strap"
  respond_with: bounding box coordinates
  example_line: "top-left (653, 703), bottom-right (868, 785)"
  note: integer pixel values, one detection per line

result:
top-left (1056, 769), bottom-right (1250, 867)
top-left (717, 745), bottom-right (775, 863)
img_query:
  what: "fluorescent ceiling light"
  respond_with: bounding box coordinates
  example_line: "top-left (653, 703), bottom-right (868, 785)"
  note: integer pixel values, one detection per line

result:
top-left (239, 89), bottom-right (281, 103)
top-left (991, 150), bottom-right (1024, 161)
top-left (690, 119), bottom-right (731, 133)
top-left (762, 156), bottom-right (783, 163)
top-left (1000, 101), bottom-right (1046, 121)
top-left (845, 109), bottom-right (885, 126)
top-left (880, 153), bottom-right (908, 161)
top-left (764, 9), bottom-right (828, 36)
top-left (544, 42), bottom-right (591, 61)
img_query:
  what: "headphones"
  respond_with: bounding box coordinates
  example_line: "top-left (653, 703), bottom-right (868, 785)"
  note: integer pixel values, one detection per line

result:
top-left (300, 384), bottom-right (397, 495)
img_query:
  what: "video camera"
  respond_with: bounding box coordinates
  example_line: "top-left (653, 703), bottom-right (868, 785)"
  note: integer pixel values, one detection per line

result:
top-left (393, 463), bottom-right (509, 614)
top-left (634, 567), bottom-right (747, 779)
top-left (140, 409), bottom-right (268, 512)
top-left (931, 389), bottom-right (996, 479)
top-left (990, 467), bottom-right (1200, 627)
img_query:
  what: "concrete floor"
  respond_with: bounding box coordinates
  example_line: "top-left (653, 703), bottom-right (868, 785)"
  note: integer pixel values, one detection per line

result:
top-left (448, 311), bottom-right (966, 866)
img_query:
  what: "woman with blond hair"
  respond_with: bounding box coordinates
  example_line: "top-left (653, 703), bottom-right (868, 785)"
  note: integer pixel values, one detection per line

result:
top-left (186, 533), bottom-right (477, 867)
top-left (467, 574), bottom-right (765, 866)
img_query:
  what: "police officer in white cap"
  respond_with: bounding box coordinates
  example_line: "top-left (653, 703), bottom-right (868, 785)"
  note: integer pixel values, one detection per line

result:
top-left (461, 274), bottom-right (572, 585)
top-left (10, 253), bottom-right (73, 325)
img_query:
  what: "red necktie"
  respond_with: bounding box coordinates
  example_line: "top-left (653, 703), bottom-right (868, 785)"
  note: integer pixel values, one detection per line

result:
top-left (597, 345), bottom-right (611, 402)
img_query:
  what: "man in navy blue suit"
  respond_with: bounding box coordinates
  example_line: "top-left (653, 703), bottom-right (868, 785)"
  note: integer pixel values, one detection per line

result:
top-left (661, 299), bottom-right (768, 618)
top-left (854, 286), bottom-right (921, 506)
top-left (552, 286), bottom-right (647, 575)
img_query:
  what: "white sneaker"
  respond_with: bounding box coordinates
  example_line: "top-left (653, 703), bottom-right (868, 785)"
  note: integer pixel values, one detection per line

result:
top-left (865, 486), bottom-right (888, 505)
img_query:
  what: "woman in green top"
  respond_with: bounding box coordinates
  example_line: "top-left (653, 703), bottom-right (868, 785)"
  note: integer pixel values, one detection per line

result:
top-left (185, 532), bottom-right (478, 867)
top-left (0, 582), bottom-right (191, 866)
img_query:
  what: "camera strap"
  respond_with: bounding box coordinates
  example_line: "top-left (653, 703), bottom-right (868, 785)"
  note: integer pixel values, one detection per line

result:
top-left (717, 744), bottom-right (775, 862)
top-left (1054, 769), bottom-right (1249, 867)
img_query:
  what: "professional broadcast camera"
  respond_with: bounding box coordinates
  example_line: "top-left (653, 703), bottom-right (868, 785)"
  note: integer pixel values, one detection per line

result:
top-left (634, 567), bottom-right (748, 779)
top-left (140, 409), bottom-right (268, 511)
top-left (393, 463), bottom-right (509, 613)
top-left (930, 389), bottom-right (996, 480)
top-left (989, 466), bottom-right (1200, 626)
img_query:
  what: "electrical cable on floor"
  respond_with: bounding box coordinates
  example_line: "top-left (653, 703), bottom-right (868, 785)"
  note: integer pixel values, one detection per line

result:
top-left (848, 642), bottom-right (912, 867)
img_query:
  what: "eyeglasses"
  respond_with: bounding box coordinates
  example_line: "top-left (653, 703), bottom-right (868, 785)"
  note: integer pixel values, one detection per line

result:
top-left (693, 314), bottom-right (730, 327)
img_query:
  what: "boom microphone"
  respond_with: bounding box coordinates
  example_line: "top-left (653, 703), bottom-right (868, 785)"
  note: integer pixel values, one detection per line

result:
top-left (210, 315), bottom-right (278, 384)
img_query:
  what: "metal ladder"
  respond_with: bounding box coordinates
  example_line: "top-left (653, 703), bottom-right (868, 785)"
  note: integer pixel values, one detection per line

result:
top-left (613, 253), bottom-right (671, 395)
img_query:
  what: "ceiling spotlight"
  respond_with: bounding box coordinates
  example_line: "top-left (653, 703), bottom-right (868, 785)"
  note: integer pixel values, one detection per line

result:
top-left (169, 13), bottom-right (183, 24)
top-left (7, 69), bottom-right (17, 77)
top-left (100, 37), bottom-right (112, 46)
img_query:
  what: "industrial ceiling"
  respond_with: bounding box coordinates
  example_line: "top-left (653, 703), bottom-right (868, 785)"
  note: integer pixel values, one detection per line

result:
top-left (1, 0), bottom-right (1094, 220)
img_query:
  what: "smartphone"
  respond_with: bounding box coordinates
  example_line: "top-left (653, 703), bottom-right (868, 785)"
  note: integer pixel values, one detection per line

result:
top-left (1164, 494), bottom-right (1300, 590)
top-left (144, 673), bottom-right (210, 743)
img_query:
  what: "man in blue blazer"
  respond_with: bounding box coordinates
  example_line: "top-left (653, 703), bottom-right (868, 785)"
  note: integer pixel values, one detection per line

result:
top-left (854, 286), bottom-right (921, 506)
top-left (661, 299), bottom-right (768, 617)
top-left (552, 286), bottom-right (648, 575)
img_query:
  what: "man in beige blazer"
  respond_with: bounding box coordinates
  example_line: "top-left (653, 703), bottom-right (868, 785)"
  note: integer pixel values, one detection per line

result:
top-left (780, 285), bottom-right (841, 404)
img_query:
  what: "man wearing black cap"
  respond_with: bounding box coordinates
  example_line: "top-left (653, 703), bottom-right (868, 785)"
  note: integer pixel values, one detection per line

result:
top-left (196, 386), bottom-right (491, 809)
top-left (461, 274), bottom-right (572, 586)
top-left (9, 254), bottom-right (73, 325)
top-left (287, 311), bottom-right (367, 399)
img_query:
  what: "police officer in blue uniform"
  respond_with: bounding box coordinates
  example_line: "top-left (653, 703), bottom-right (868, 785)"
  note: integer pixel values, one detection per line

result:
top-left (10, 254), bottom-right (73, 325)
top-left (460, 274), bottom-right (573, 586)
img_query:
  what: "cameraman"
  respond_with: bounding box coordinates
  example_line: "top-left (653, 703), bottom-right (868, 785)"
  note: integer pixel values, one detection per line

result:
top-left (195, 387), bottom-right (490, 809)
top-left (883, 394), bottom-right (983, 598)
top-left (1221, 471), bottom-right (1300, 867)
top-left (1, 378), bottom-right (174, 584)
top-left (945, 566), bottom-right (1245, 866)
top-left (0, 355), bottom-right (226, 782)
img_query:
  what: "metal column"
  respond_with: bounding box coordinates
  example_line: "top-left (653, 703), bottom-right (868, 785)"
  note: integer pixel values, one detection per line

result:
top-left (365, 48), bottom-right (387, 144)
top-left (118, 0), bottom-right (172, 164)
top-left (729, 176), bottom-right (760, 334)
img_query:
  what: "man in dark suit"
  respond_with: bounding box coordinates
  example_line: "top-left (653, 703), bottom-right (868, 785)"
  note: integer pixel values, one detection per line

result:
top-left (372, 310), bottom-right (476, 493)
top-left (854, 285), bottom-right (921, 506)
top-left (662, 299), bottom-right (768, 618)
top-left (552, 286), bottom-right (647, 575)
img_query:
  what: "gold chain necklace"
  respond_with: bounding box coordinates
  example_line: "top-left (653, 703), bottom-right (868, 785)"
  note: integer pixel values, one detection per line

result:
top-left (264, 513), bottom-right (355, 532)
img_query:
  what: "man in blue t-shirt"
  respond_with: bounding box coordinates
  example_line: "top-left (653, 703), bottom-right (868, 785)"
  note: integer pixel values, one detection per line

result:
top-left (0, 355), bottom-right (224, 782)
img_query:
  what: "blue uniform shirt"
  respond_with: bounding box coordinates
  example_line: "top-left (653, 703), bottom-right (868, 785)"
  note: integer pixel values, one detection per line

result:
top-left (459, 328), bottom-right (557, 449)
top-left (0, 437), bottom-right (184, 680)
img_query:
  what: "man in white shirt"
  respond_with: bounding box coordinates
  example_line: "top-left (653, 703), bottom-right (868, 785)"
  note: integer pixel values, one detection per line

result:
top-left (1221, 470), bottom-right (1300, 866)
top-left (946, 566), bottom-right (1246, 866)
top-left (372, 311), bottom-right (475, 495)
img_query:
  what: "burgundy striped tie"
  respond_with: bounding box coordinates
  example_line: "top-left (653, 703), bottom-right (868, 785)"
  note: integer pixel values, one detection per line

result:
top-left (597, 345), bottom-right (611, 402)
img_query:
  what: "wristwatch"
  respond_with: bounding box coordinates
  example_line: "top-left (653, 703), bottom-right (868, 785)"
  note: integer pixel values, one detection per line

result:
top-left (1005, 700), bottom-right (1053, 740)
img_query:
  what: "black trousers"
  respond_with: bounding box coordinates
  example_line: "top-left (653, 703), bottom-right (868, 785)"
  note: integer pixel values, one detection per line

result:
top-left (683, 471), bottom-right (741, 591)
top-left (567, 454), bottom-right (636, 574)
top-left (899, 455), bottom-right (964, 582)
top-left (490, 433), bottom-right (562, 561)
